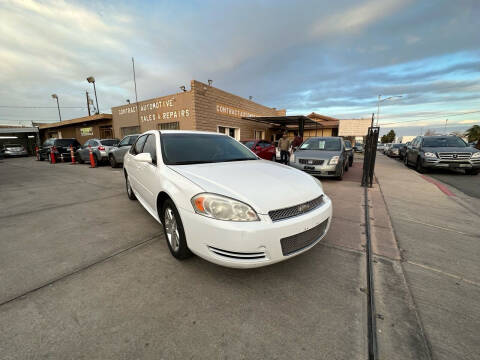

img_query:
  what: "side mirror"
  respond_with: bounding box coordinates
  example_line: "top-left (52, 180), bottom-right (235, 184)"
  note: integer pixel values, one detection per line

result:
top-left (136, 152), bottom-right (152, 163)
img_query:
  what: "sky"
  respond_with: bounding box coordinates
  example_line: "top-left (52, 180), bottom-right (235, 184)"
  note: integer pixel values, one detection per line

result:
top-left (0, 0), bottom-right (479, 137)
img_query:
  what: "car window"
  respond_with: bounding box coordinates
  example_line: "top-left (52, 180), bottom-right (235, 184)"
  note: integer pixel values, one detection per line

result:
top-left (161, 133), bottom-right (258, 165)
top-left (299, 138), bottom-right (341, 151)
top-left (142, 134), bottom-right (157, 165)
top-left (55, 139), bottom-right (76, 147)
top-left (242, 141), bottom-right (255, 149)
top-left (344, 140), bottom-right (351, 147)
top-left (89, 140), bottom-right (98, 147)
top-left (131, 135), bottom-right (148, 155)
top-left (259, 141), bottom-right (271, 148)
top-left (118, 137), bottom-right (130, 146)
top-left (128, 135), bottom-right (139, 145)
top-left (100, 139), bottom-right (119, 146)
top-left (423, 137), bottom-right (467, 148)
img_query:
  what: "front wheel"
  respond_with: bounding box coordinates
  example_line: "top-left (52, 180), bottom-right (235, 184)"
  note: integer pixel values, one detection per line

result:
top-left (162, 199), bottom-right (192, 260)
top-left (109, 155), bottom-right (118, 168)
top-left (125, 174), bottom-right (136, 200)
top-left (404, 155), bottom-right (409, 166)
top-left (416, 158), bottom-right (425, 173)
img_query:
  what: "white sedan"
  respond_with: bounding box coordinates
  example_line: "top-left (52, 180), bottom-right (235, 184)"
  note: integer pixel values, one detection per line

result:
top-left (124, 130), bottom-right (332, 268)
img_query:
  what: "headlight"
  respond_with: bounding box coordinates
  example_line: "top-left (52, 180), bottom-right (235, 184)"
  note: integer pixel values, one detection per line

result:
top-left (191, 193), bottom-right (259, 222)
top-left (313, 177), bottom-right (323, 191)
top-left (424, 152), bottom-right (437, 158)
top-left (329, 156), bottom-right (339, 165)
top-left (472, 152), bottom-right (480, 158)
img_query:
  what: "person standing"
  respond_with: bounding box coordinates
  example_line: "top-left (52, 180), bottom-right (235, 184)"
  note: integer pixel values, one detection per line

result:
top-left (278, 133), bottom-right (291, 165)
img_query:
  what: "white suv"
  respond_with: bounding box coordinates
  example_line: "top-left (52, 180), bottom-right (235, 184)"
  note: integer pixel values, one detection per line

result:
top-left (123, 130), bottom-right (332, 268)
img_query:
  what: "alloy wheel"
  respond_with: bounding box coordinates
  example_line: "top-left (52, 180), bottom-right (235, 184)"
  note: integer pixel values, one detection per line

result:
top-left (164, 207), bottom-right (180, 252)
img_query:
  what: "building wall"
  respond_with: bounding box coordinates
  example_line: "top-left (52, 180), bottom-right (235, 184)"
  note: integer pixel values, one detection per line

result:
top-left (112, 92), bottom-right (195, 138)
top-left (111, 80), bottom-right (285, 142)
top-left (191, 80), bottom-right (285, 141)
top-left (40, 119), bottom-right (113, 143)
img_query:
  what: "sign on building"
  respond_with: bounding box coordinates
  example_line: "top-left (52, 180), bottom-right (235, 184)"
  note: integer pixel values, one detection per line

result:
top-left (80, 127), bottom-right (93, 136)
top-left (338, 119), bottom-right (371, 137)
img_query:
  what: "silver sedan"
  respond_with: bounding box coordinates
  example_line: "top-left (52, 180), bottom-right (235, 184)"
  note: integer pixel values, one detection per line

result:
top-left (290, 137), bottom-right (349, 180)
top-left (107, 134), bottom-right (139, 167)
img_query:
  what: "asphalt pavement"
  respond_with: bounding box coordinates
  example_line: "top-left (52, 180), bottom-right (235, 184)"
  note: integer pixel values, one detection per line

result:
top-left (429, 170), bottom-right (480, 199)
top-left (0, 157), bottom-right (370, 360)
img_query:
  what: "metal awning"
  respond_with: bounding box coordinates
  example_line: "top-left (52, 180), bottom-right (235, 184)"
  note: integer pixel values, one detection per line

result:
top-left (242, 115), bottom-right (323, 137)
top-left (0, 127), bottom-right (39, 134)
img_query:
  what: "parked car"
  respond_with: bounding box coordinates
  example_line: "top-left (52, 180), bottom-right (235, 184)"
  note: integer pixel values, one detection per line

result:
top-left (290, 137), bottom-right (349, 180)
top-left (377, 143), bottom-right (385, 151)
top-left (0, 147), bottom-right (5, 160)
top-left (2, 143), bottom-right (28, 157)
top-left (77, 138), bottom-right (119, 166)
top-left (399, 142), bottom-right (410, 160)
top-left (383, 143), bottom-right (392, 154)
top-left (108, 134), bottom-right (139, 167)
top-left (241, 139), bottom-right (276, 161)
top-left (405, 135), bottom-right (480, 174)
top-left (386, 143), bottom-right (403, 158)
top-left (39, 138), bottom-right (81, 162)
top-left (344, 140), bottom-right (354, 167)
top-left (123, 130), bottom-right (332, 268)
top-left (353, 144), bottom-right (364, 153)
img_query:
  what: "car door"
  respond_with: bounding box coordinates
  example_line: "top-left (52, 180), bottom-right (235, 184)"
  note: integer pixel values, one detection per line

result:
top-left (134, 134), bottom-right (158, 210)
top-left (114, 136), bottom-right (130, 162)
top-left (126, 134), bottom-right (148, 193)
top-left (256, 141), bottom-right (268, 159)
top-left (78, 140), bottom-right (90, 161)
top-left (409, 137), bottom-right (420, 163)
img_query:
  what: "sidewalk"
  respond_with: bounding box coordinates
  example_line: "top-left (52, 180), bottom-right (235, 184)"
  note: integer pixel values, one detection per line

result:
top-left (373, 154), bottom-right (480, 360)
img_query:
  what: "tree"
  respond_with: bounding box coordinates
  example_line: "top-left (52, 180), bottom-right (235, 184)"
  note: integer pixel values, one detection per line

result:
top-left (380, 129), bottom-right (396, 143)
top-left (465, 125), bottom-right (480, 142)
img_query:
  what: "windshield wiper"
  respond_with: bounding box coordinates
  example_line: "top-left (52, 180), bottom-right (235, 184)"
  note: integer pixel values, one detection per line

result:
top-left (220, 158), bottom-right (257, 162)
top-left (170, 160), bottom-right (216, 165)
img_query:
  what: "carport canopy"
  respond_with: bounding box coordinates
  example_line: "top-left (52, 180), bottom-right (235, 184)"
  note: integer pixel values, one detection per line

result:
top-left (242, 115), bottom-right (321, 137)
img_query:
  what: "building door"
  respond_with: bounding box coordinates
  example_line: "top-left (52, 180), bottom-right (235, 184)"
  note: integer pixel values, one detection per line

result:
top-left (100, 126), bottom-right (113, 139)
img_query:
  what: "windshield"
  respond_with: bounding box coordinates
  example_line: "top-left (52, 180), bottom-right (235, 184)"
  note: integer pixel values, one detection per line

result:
top-left (241, 141), bottom-right (255, 149)
top-left (299, 138), bottom-right (341, 151)
top-left (100, 139), bottom-right (119, 146)
top-left (392, 144), bottom-right (402, 149)
top-left (423, 137), bottom-right (467, 148)
top-left (161, 133), bottom-right (258, 165)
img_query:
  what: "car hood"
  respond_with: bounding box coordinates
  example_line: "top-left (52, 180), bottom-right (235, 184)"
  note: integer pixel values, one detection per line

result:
top-left (294, 150), bottom-right (340, 159)
top-left (168, 160), bottom-right (324, 214)
top-left (423, 147), bottom-right (478, 153)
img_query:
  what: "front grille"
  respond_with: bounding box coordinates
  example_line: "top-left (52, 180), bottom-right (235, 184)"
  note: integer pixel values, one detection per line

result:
top-left (269, 195), bottom-right (324, 222)
top-left (208, 246), bottom-right (266, 260)
top-left (299, 158), bottom-right (324, 165)
top-left (438, 152), bottom-right (472, 160)
top-left (280, 218), bottom-right (329, 256)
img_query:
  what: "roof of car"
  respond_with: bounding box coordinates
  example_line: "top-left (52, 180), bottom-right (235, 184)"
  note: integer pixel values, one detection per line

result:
top-left (158, 130), bottom-right (225, 136)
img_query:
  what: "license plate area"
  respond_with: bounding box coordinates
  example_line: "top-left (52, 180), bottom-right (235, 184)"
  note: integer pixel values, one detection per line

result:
top-left (304, 166), bottom-right (315, 170)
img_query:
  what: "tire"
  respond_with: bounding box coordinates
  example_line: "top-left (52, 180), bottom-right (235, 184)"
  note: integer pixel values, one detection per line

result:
top-left (109, 155), bottom-right (118, 168)
top-left (336, 164), bottom-right (344, 180)
top-left (416, 158), bottom-right (425, 174)
top-left (345, 161), bottom-right (349, 172)
top-left (125, 173), bottom-right (137, 200)
top-left (404, 155), bottom-right (409, 167)
top-left (77, 153), bottom-right (84, 164)
top-left (39, 155), bottom-right (45, 161)
top-left (162, 199), bottom-right (192, 260)
top-left (271, 155), bottom-right (276, 162)
top-left (465, 169), bottom-right (479, 175)
top-left (92, 154), bottom-right (98, 167)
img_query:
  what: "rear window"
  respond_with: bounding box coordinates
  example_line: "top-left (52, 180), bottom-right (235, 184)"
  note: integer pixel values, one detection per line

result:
top-left (391, 144), bottom-right (402, 148)
top-left (100, 139), bottom-right (119, 146)
top-left (423, 137), bottom-right (467, 148)
top-left (55, 139), bottom-right (76, 147)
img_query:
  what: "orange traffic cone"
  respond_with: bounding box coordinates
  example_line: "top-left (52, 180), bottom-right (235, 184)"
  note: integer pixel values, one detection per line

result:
top-left (88, 145), bottom-right (96, 168)
top-left (70, 145), bottom-right (76, 164)
top-left (50, 146), bottom-right (56, 164)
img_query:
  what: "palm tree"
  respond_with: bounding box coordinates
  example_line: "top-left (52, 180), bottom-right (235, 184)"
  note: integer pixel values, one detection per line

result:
top-left (465, 125), bottom-right (480, 142)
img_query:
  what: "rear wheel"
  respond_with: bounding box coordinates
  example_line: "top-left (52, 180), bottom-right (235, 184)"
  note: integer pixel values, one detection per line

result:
top-left (162, 199), bottom-right (192, 260)
top-left (109, 155), bottom-right (118, 168)
top-left (77, 153), bottom-right (84, 164)
top-left (345, 161), bottom-right (349, 172)
top-left (404, 154), bottom-right (409, 166)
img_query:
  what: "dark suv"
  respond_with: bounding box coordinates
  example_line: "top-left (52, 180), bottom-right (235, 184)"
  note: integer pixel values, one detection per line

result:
top-left (404, 135), bottom-right (480, 174)
top-left (39, 138), bottom-right (81, 162)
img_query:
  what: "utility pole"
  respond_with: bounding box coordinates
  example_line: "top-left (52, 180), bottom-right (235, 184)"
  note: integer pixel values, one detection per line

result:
top-left (51, 94), bottom-right (62, 122)
top-left (445, 119), bottom-right (448, 134)
top-left (85, 91), bottom-right (91, 116)
top-left (132, 57), bottom-right (141, 125)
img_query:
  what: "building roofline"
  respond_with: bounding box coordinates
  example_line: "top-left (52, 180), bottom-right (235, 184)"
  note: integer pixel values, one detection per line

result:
top-left (38, 113), bottom-right (112, 130)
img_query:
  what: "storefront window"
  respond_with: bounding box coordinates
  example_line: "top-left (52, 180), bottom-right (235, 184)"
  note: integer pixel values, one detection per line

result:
top-left (121, 126), bottom-right (141, 137)
top-left (217, 126), bottom-right (240, 140)
top-left (158, 122), bottom-right (180, 130)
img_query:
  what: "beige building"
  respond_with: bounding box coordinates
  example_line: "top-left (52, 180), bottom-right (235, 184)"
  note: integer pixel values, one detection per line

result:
top-left (112, 80), bottom-right (286, 141)
top-left (39, 114), bottom-right (113, 142)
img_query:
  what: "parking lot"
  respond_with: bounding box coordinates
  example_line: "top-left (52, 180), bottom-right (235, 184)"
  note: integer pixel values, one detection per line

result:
top-left (1, 152), bottom-right (479, 360)
top-left (1, 157), bottom-right (370, 359)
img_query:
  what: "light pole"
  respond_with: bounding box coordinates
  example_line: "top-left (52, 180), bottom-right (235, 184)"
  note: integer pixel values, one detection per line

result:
top-left (86, 76), bottom-right (99, 114)
top-left (51, 94), bottom-right (62, 121)
top-left (376, 95), bottom-right (402, 126)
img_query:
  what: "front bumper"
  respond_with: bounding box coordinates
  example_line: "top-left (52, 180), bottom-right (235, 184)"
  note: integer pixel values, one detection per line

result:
top-left (4, 150), bottom-right (28, 156)
top-left (290, 161), bottom-right (341, 177)
top-left (423, 158), bottom-right (480, 169)
top-left (180, 195), bottom-right (333, 268)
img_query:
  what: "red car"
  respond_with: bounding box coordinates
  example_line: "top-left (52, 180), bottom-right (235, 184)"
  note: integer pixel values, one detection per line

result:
top-left (241, 139), bottom-right (276, 161)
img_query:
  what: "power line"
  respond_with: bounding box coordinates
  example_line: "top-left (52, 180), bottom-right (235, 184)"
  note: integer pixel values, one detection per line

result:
top-left (0, 105), bottom-right (86, 109)
top-left (380, 110), bottom-right (480, 126)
